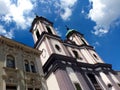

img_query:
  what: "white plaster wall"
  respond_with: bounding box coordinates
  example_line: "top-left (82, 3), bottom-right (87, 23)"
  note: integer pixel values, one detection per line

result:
top-left (66, 67), bottom-right (79, 82)
top-left (81, 37), bottom-right (89, 45)
top-left (66, 47), bottom-right (73, 56)
top-left (70, 34), bottom-right (89, 46)
top-left (110, 73), bottom-right (120, 83)
top-left (66, 67), bottom-right (83, 90)
top-left (81, 49), bottom-right (95, 64)
top-left (47, 73), bottom-right (60, 90)
top-left (67, 47), bottom-right (87, 63)
top-left (72, 36), bottom-right (80, 45)
top-left (100, 72), bottom-right (116, 90)
top-left (50, 39), bottom-right (66, 55)
top-left (42, 24), bottom-right (57, 35)
top-left (88, 49), bottom-right (104, 63)
top-left (35, 57), bottom-right (44, 75)
top-left (38, 21), bottom-right (45, 34)
top-left (32, 24), bottom-right (37, 43)
top-left (49, 26), bottom-right (56, 35)
top-left (39, 41), bottom-right (50, 66)
top-left (77, 49), bottom-right (87, 63)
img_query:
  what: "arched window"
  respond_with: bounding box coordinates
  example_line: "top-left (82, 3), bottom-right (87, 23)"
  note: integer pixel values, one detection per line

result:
top-left (36, 29), bottom-right (40, 39)
top-left (74, 82), bottom-right (82, 90)
top-left (46, 26), bottom-right (53, 34)
top-left (93, 54), bottom-right (99, 60)
top-left (73, 50), bottom-right (79, 58)
top-left (24, 60), bottom-right (30, 72)
top-left (87, 73), bottom-right (102, 90)
top-left (81, 38), bottom-right (87, 45)
top-left (6, 55), bottom-right (15, 68)
top-left (30, 61), bottom-right (36, 73)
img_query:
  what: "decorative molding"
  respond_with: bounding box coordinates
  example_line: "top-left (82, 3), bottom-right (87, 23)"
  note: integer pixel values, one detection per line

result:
top-left (2, 67), bottom-right (19, 85)
top-left (24, 72), bottom-right (42, 87)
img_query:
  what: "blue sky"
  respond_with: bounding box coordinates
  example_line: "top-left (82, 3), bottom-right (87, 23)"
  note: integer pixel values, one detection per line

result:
top-left (0, 0), bottom-right (120, 70)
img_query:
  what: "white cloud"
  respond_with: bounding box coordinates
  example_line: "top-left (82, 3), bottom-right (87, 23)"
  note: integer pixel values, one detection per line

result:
top-left (0, 0), bottom-right (9, 15)
top-left (92, 41), bottom-right (100, 49)
top-left (55, 0), bottom-right (77, 20)
top-left (81, 9), bottom-right (85, 14)
top-left (91, 26), bottom-right (108, 36)
top-left (94, 41), bottom-right (100, 46)
top-left (38, 0), bottom-right (77, 20)
top-left (55, 27), bottom-right (62, 36)
top-left (0, 0), bottom-right (35, 29)
top-left (0, 25), bottom-right (14, 39)
top-left (88, 0), bottom-right (120, 36)
top-left (60, 7), bottom-right (71, 20)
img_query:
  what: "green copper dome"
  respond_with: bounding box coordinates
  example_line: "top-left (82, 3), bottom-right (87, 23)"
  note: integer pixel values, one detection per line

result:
top-left (66, 29), bottom-right (76, 37)
top-left (65, 28), bottom-right (83, 38)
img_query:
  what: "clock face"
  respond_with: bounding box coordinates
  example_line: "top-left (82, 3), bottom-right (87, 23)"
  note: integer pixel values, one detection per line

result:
top-left (42, 49), bottom-right (46, 58)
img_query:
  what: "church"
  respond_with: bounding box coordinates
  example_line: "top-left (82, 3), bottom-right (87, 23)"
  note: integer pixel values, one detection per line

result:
top-left (0, 15), bottom-right (120, 90)
top-left (30, 16), bottom-right (120, 90)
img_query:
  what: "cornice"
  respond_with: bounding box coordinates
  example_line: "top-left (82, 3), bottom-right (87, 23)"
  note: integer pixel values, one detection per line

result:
top-left (34, 32), bottom-right (61, 48)
top-left (0, 35), bottom-right (41, 55)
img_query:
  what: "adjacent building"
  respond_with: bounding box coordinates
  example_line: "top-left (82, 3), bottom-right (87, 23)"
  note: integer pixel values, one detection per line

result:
top-left (0, 36), bottom-right (47, 90)
top-left (30, 16), bottom-right (120, 90)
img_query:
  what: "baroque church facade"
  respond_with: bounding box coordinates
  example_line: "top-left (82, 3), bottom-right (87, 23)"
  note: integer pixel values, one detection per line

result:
top-left (30, 16), bottom-right (120, 90)
top-left (0, 15), bottom-right (120, 90)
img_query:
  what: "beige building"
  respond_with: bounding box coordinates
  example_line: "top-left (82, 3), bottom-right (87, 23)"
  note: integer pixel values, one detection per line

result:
top-left (0, 36), bottom-right (47, 90)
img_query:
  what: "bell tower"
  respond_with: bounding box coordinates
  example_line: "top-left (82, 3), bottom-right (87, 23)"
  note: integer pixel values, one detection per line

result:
top-left (30, 16), bottom-right (58, 43)
top-left (65, 26), bottom-right (88, 46)
top-left (65, 27), bottom-right (104, 64)
top-left (30, 16), bottom-right (120, 90)
top-left (30, 16), bottom-right (70, 66)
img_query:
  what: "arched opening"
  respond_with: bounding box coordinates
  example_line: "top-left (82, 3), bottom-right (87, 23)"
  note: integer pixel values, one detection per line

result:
top-left (24, 60), bottom-right (30, 72)
top-left (30, 61), bottom-right (36, 73)
top-left (46, 26), bottom-right (53, 34)
top-left (73, 50), bottom-right (79, 58)
top-left (6, 55), bottom-right (15, 68)
top-left (36, 29), bottom-right (40, 39)
top-left (87, 73), bottom-right (102, 90)
top-left (81, 38), bottom-right (87, 45)
top-left (74, 82), bottom-right (82, 90)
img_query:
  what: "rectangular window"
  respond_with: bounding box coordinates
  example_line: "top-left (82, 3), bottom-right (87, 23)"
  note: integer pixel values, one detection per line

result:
top-left (25, 64), bottom-right (30, 72)
top-left (7, 59), bottom-right (15, 68)
top-left (28, 88), bottom-right (33, 90)
top-left (118, 83), bottom-right (120, 87)
top-left (31, 65), bottom-right (36, 73)
top-left (30, 62), bottom-right (36, 73)
top-left (74, 83), bottom-right (82, 90)
top-left (24, 60), bottom-right (30, 72)
top-left (6, 85), bottom-right (17, 90)
top-left (6, 55), bottom-right (15, 68)
top-left (35, 88), bottom-right (40, 90)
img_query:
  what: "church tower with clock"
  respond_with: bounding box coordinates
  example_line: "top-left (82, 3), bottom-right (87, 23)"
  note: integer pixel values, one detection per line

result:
top-left (30, 16), bottom-right (120, 90)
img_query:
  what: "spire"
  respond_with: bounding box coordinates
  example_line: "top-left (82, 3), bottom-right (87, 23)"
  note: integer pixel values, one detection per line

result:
top-left (65, 25), bottom-right (70, 31)
top-left (34, 13), bottom-right (39, 18)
